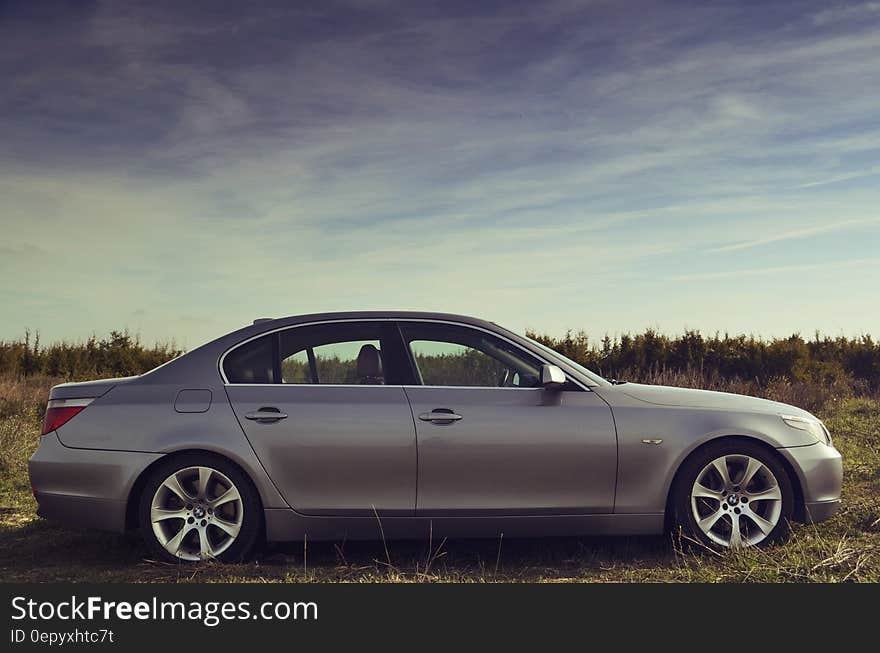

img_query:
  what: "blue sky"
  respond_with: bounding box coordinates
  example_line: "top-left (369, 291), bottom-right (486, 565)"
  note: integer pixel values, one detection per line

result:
top-left (1, 0), bottom-right (879, 349)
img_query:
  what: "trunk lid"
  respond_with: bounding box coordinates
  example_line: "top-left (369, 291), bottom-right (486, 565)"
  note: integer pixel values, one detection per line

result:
top-left (48, 376), bottom-right (138, 400)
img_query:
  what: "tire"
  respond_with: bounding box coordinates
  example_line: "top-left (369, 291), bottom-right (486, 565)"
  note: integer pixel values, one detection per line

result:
top-left (138, 453), bottom-right (262, 563)
top-left (672, 440), bottom-right (795, 550)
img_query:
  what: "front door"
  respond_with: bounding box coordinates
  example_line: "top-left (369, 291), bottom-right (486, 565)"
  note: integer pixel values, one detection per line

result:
top-left (398, 321), bottom-right (618, 515)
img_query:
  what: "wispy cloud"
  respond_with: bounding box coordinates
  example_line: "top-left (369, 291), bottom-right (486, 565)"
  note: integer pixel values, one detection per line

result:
top-left (796, 166), bottom-right (880, 189)
top-left (2, 1), bottom-right (880, 342)
top-left (670, 258), bottom-right (880, 282)
top-left (811, 1), bottom-right (880, 26)
top-left (705, 219), bottom-right (880, 254)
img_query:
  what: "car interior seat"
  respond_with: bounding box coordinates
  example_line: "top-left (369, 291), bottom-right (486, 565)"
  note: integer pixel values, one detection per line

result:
top-left (356, 344), bottom-right (384, 384)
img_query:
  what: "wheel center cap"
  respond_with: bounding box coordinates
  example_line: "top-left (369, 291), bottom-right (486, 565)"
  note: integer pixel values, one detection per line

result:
top-left (727, 495), bottom-right (739, 505)
top-left (193, 506), bottom-right (205, 518)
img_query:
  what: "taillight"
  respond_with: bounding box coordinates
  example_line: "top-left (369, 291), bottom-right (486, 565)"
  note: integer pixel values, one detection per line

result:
top-left (41, 398), bottom-right (93, 435)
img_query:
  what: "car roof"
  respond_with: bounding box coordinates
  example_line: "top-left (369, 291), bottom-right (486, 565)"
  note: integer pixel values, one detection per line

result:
top-left (249, 310), bottom-right (497, 329)
top-left (140, 309), bottom-right (605, 389)
top-left (142, 311), bottom-right (504, 384)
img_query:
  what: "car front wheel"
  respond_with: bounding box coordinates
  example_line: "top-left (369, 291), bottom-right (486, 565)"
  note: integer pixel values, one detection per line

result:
top-left (673, 440), bottom-right (795, 549)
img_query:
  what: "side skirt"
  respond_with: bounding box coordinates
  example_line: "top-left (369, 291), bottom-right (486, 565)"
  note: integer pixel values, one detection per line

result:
top-left (264, 510), bottom-right (665, 542)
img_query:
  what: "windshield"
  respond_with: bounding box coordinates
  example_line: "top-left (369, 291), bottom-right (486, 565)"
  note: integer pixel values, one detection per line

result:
top-left (523, 336), bottom-right (610, 386)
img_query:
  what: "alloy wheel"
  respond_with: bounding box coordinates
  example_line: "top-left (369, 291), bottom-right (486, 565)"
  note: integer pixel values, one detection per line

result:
top-left (150, 466), bottom-right (244, 561)
top-left (690, 454), bottom-right (783, 548)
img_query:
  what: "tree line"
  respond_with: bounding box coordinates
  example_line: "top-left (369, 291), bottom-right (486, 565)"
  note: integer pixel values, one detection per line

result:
top-left (0, 331), bottom-right (182, 380)
top-left (1, 329), bottom-right (878, 393)
top-left (527, 329), bottom-right (880, 390)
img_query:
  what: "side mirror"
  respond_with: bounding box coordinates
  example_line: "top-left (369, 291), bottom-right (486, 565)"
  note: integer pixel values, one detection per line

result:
top-left (541, 364), bottom-right (566, 390)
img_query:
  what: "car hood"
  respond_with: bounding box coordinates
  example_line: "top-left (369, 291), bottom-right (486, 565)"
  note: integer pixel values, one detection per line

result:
top-left (612, 382), bottom-right (814, 418)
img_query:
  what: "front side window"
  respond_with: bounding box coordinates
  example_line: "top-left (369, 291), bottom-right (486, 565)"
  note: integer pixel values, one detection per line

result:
top-left (399, 322), bottom-right (542, 388)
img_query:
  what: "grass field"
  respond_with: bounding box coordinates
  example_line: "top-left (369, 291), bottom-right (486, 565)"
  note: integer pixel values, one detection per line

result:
top-left (1, 376), bottom-right (877, 583)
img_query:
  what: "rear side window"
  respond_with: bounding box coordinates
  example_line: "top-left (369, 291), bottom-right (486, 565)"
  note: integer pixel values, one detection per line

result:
top-left (278, 323), bottom-right (396, 385)
top-left (222, 321), bottom-right (416, 385)
top-left (223, 335), bottom-right (276, 384)
top-left (282, 338), bottom-right (384, 385)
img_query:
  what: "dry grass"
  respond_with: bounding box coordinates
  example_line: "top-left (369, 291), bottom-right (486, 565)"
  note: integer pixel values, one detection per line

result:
top-left (610, 367), bottom-right (877, 415)
top-left (0, 377), bottom-right (877, 583)
top-left (0, 375), bottom-right (61, 419)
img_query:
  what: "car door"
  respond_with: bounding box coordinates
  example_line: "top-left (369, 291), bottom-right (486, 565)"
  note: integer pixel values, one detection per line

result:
top-left (223, 320), bottom-right (418, 517)
top-left (399, 321), bottom-right (617, 515)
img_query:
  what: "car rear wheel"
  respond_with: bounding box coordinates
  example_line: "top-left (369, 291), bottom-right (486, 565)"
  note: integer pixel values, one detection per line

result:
top-left (673, 440), bottom-right (794, 549)
top-left (139, 453), bottom-right (261, 562)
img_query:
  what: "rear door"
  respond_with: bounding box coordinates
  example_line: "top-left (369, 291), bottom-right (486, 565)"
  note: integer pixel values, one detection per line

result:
top-left (399, 321), bottom-right (618, 515)
top-left (224, 320), bottom-right (418, 516)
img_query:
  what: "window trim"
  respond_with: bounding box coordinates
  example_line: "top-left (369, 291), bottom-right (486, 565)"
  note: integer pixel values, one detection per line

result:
top-left (305, 347), bottom-right (318, 384)
top-left (271, 332), bottom-right (281, 383)
top-left (218, 318), bottom-right (591, 392)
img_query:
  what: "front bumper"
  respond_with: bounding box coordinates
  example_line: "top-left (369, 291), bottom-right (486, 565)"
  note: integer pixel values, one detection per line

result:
top-left (803, 499), bottom-right (841, 524)
top-left (28, 433), bottom-right (162, 533)
top-left (777, 442), bottom-right (843, 524)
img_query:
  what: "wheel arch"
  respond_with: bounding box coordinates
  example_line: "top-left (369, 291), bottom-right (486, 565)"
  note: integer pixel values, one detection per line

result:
top-left (662, 434), bottom-right (806, 529)
top-left (124, 448), bottom-right (266, 532)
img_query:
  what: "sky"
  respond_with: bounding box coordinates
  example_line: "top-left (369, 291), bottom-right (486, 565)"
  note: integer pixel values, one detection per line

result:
top-left (1, 0), bottom-right (879, 349)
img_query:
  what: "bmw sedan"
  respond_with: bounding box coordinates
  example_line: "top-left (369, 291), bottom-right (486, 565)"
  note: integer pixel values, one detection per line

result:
top-left (29, 311), bottom-right (842, 561)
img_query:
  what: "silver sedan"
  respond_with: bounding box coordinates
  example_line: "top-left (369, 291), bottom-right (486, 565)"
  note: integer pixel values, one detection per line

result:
top-left (29, 312), bottom-right (842, 561)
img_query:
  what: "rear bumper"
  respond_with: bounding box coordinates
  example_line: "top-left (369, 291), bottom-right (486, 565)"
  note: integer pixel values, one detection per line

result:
top-left (28, 433), bottom-right (162, 533)
top-left (34, 492), bottom-right (127, 532)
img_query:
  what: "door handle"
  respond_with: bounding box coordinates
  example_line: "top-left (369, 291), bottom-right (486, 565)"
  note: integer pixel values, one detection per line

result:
top-left (244, 407), bottom-right (288, 422)
top-left (418, 410), bottom-right (462, 423)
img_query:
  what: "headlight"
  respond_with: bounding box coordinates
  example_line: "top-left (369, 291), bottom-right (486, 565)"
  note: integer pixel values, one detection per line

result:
top-left (781, 414), bottom-right (832, 445)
